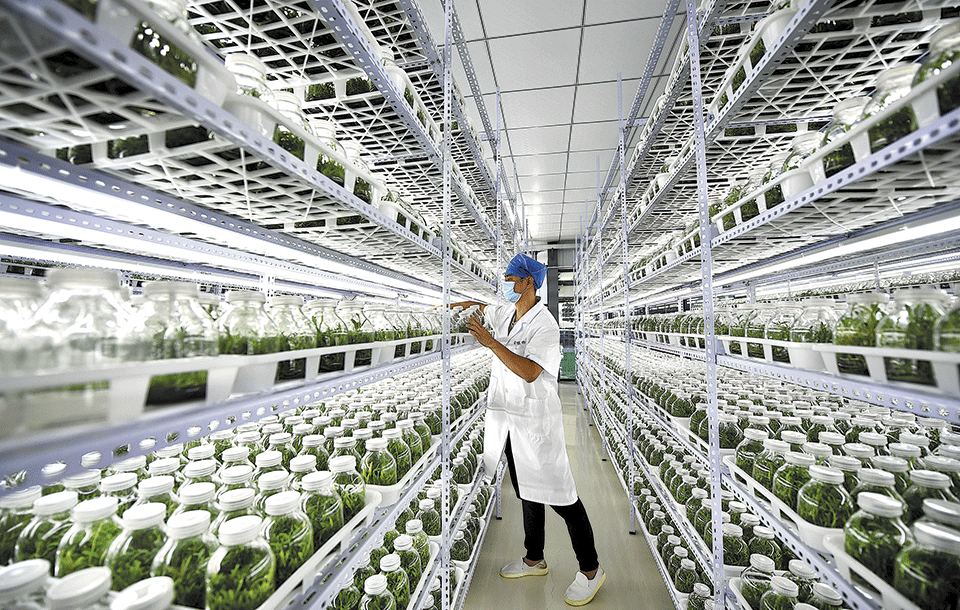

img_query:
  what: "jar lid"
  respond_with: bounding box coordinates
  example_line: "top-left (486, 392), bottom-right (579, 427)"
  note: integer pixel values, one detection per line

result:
top-left (265, 490), bottom-right (301, 516)
top-left (218, 488), bottom-right (256, 511)
top-left (47, 268), bottom-right (120, 291)
top-left (302, 434), bottom-right (325, 448)
top-left (41, 462), bottom-right (67, 480)
top-left (858, 491), bottom-right (903, 517)
top-left (290, 455), bottom-right (316, 474)
top-left (691, 488), bottom-right (708, 500)
top-left (225, 290), bottom-right (266, 304)
top-left (722, 523), bottom-right (742, 537)
top-left (693, 583), bottom-right (712, 597)
top-left (453, 530), bottom-right (465, 540)
top-left (784, 452), bottom-right (816, 466)
top-left (811, 583), bottom-right (842, 605)
top-left (874, 455), bottom-right (908, 472)
top-left (110, 577), bottom-right (174, 610)
top-left (857, 468), bottom-right (895, 487)
top-left (113, 456), bottom-right (147, 473)
top-left (46, 567), bottom-right (112, 609)
top-left (942, 431), bottom-right (960, 446)
top-left (679, 558), bottom-right (695, 571)
top-left (121, 503), bottom-right (166, 530)
top-left (418, 498), bottom-right (434, 511)
top-left (803, 442), bottom-right (833, 458)
top-left (831, 96), bottom-right (870, 117)
top-left (301, 471), bottom-right (334, 492)
top-left (828, 455), bottom-right (860, 472)
top-left (380, 553), bottom-right (401, 572)
top-left (261, 423), bottom-right (283, 435)
top-left (819, 432), bottom-right (844, 446)
top-left (808, 465), bottom-right (845, 485)
top-left (453, 457), bottom-right (465, 466)
top-left (925, 455), bottom-right (960, 473)
top-left (843, 443), bottom-right (875, 459)
top-left (744, 429), bottom-right (768, 441)
top-left (910, 469), bottom-right (952, 489)
top-left (405, 519), bottom-right (423, 535)
top-left (0, 559), bottom-right (51, 602)
top-left (749, 553), bottom-right (775, 571)
top-left (33, 490), bottom-right (79, 515)
top-left (257, 471), bottom-right (290, 491)
top-left (180, 482), bottom-right (216, 504)
top-left (256, 451), bottom-right (283, 468)
top-left (220, 465), bottom-right (253, 485)
top-left (741, 514), bottom-right (761, 526)
top-left (0, 276), bottom-right (43, 298)
top-left (876, 64), bottom-right (921, 86)
top-left (781, 431), bottom-right (807, 445)
top-left (0, 485), bottom-right (41, 510)
top-left (224, 53), bottom-right (267, 73)
top-left (218, 515), bottom-right (263, 546)
top-left (763, 439), bottom-right (790, 452)
top-left (364, 574), bottom-right (388, 595)
top-left (149, 458), bottom-right (180, 476)
top-left (187, 445), bottom-right (215, 461)
top-left (73, 496), bottom-right (119, 522)
top-left (769, 575), bottom-right (799, 597)
top-left (334, 437), bottom-right (356, 449)
top-left (383, 429), bottom-right (402, 440)
top-left (100, 472), bottom-right (138, 493)
top-left (666, 535), bottom-right (681, 546)
top-left (942, 446), bottom-right (960, 461)
top-left (184, 460), bottom-right (217, 478)
top-left (167, 510), bottom-right (211, 539)
top-left (788, 559), bottom-right (816, 579)
top-left (142, 280), bottom-right (200, 299)
top-left (268, 295), bottom-right (305, 307)
top-left (293, 424), bottom-right (314, 436)
top-left (889, 443), bottom-right (922, 458)
top-left (269, 433), bottom-right (293, 446)
top-left (236, 431), bottom-right (260, 445)
top-left (366, 438), bottom-right (388, 451)
top-left (922, 499), bottom-right (960, 526)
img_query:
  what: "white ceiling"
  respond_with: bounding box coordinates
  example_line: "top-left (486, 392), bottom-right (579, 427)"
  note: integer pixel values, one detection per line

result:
top-left (417, 0), bottom-right (686, 245)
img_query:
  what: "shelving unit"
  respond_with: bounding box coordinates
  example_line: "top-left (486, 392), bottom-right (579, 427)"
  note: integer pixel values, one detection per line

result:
top-left (576, 0), bottom-right (960, 609)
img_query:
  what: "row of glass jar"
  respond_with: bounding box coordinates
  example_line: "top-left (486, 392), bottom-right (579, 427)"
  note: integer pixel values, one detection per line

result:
top-left (0, 270), bottom-right (480, 373)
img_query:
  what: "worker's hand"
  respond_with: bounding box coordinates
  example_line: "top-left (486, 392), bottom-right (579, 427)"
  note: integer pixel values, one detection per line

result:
top-left (467, 314), bottom-right (495, 348)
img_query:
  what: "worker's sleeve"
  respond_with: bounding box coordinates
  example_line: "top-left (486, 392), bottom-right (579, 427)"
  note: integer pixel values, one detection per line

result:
top-left (523, 316), bottom-right (562, 378)
top-left (484, 303), bottom-right (507, 339)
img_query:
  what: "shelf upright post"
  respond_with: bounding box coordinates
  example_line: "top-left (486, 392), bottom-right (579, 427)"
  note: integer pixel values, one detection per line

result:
top-left (684, 0), bottom-right (723, 600)
top-left (440, 0), bottom-right (454, 606)
top-left (597, 157), bottom-right (609, 462)
top-left (495, 87), bottom-right (503, 290)
top-left (618, 75), bottom-right (636, 535)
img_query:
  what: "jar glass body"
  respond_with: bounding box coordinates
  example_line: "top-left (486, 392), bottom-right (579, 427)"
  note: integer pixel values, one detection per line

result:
top-left (152, 532), bottom-right (218, 608)
top-left (301, 486), bottom-right (344, 549)
top-left (263, 510), bottom-right (314, 584)
top-left (790, 301), bottom-right (838, 344)
top-left (741, 565), bottom-right (774, 609)
top-left (106, 521), bottom-right (167, 590)
top-left (15, 509), bottom-right (72, 565)
top-left (360, 446), bottom-right (398, 486)
top-left (333, 470), bottom-right (366, 522)
top-left (863, 67), bottom-right (919, 153)
top-left (844, 508), bottom-right (911, 582)
top-left (893, 540), bottom-right (960, 609)
top-left (835, 295), bottom-right (888, 376)
top-left (206, 538), bottom-right (276, 610)
top-left (797, 478), bottom-right (855, 527)
top-left (218, 299), bottom-right (280, 355)
top-left (55, 515), bottom-right (122, 576)
top-left (877, 291), bottom-right (949, 386)
top-left (913, 24), bottom-right (960, 114)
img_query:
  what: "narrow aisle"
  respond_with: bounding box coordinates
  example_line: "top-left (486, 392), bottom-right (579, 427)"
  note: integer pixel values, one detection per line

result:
top-left (464, 382), bottom-right (674, 609)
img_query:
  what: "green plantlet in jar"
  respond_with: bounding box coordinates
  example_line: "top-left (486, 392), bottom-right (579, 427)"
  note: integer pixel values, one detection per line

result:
top-left (302, 493), bottom-right (343, 549)
top-left (797, 480), bottom-right (854, 528)
top-left (265, 515), bottom-right (313, 585)
top-left (742, 579), bottom-right (771, 609)
top-left (868, 105), bottom-right (918, 154)
top-left (361, 453), bottom-right (397, 486)
top-left (109, 527), bottom-right (167, 590)
top-left (55, 518), bottom-right (122, 576)
top-left (845, 514), bottom-right (908, 583)
top-left (206, 546), bottom-right (275, 610)
top-left (385, 568), bottom-right (410, 608)
top-left (152, 537), bottom-right (215, 609)
top-left (881, 301), bottom-right (938, 386)
top-left (334, 584), bottom-right (361, 610)
top-left (674, 566), bottom-right (697, 594)
top-left (334, 475), bottom-right (365, 522)
top-left (723, 535), bottom-right (749, 567)
top-left (732, 66), bottom-right (747, 91)
top-left (345, 77), bottom-right (372, 96)
top-left (836, 301), bottom-right (884, 376)
top-left (317, 154), bottom-right (346, 186)
top-left (15, 517), bottom-right (71, 565)
top-left (761, 592), bottom-right (796, 610)
top-left (773, 463), bottom-right (811, 509)
top-left (130, 22), bottom-right (197, 89)
top-left (386, 438), bottom-right (412, 477)
top-left (893, 542), bottom-right (960, 609)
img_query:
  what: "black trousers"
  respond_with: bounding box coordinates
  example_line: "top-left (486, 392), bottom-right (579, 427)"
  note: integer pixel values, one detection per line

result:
top-left (504, 434), bottom-right (599, 573)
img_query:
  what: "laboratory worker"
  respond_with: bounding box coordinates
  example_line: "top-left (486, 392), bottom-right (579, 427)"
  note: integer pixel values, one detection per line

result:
top-left (447, 252), bottom-right (605, 606)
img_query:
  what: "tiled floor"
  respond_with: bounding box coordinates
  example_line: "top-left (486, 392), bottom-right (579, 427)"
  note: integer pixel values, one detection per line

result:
top-left (463, 381), bottom-right (675, 609)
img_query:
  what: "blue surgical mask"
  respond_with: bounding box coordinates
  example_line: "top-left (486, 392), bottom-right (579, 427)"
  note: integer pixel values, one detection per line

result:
top-left (502, 280), bottom-right (522, 303)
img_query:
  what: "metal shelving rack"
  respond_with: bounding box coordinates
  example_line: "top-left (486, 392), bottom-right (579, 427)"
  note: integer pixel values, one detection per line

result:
top-left (0, 0), bottom-right (510, 608)
top-left (575, 0), bottom-right (960, 609)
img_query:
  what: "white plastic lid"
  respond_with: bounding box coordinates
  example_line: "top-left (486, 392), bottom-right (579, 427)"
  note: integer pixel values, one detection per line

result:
top-left (179, 482), bottom-right (216, 505)
top-left (293, 424), bottom-right (314, 436)
top-left (380, 553), bottom-right (401, 572)
top-left (910, 469), bottom-right (952, 489)
top-left (101, 472), bottom-right (138, 493)
top-left (139, 477), bottom-right (175, 499)
top-left (221, 447), bottom-right (251, 465)
top-left (301, 471), bottom-right (334, 491)
top-left (236, 431), bottom-right (261, 445)
top-left (828, 455), bottom-right (861, 472)
top-left (73, 496), bottom-right (119, 522)
top-left (754, 526), bottom-right (775, 539)
top-left (857, 468), bottom-right (895, 487)
top-left (749, 554), bottom-right (775, 572)
top-left (46, 567), bottom-right (112, 608)
top-left (269, 433), bottom-right (293, 446)
top-left (819, 432), bottom-right (844, 446)
top-left (366, 438), bottom-right (388, 451)
top-left (265, 490), bottom-right (301, 516)
top-left (330, 456), bottom-right (357, 473)
top-left (218, 488), bottom-right (256, 511)
top-left (268, 295), bottom-right (304, 307)
top-left (41, 462), bottom-right (67, 480)
top-left (393, 534), bottom-right (413, 551)
top-left (769, 575), bottom-right (799, 597)
top-left (781, 431), bottom-right (808, 445)
top-left (47, 268), bottom-right (120, 291)
top-left (187, 445), bottom-right (215, 461)
top-left (722, 523), bottom-right (743, 537)
top-left (166, 510), bottom-right (212, 539)
top-left (354, 429), bottom-right (373, 441)
top-left (258, 471), bottom-right (290, 491)
top-left (149, 458), bottom-right (181, 476)
top-left (418, 498), bottom-right (434, 511)
top-left (874, 456), bottom-right (910, 473)
top-left (218, 515), bottom-right (263, 546)
top-left (843, 443), bottom-right (875, 459)
top-left (383, 429), bottom-right (402, 440)
top-left (364, 574), bottom-right (388, 595)
top-left (901, 432), bottom-right (930, 447)
top-left (405, 519), bottom-right (423, 534)
top-left (789, 559), bottom-right (816, 579)
top-left (922, 498), bottom-right (960, 526)
top-left (302, 435), bottom-right (325, 448)
top-left (808, 465), bottom-right (844, 485)
top-left (860, 432), bottom-right (888, 446)
top-left (221, 465), bottom-right (254, 485)
top-left (256, 451), bottom-right (283, 468)
top-left (889, 443), bottom-right (922, 459)
top-left (0, 559), bottom-right (51, 602)
top-left (763, 439), bottom-right (790, 452)
top-left (693, 583), bottom-right (711, 597)
top-left (110, 577), bottom-right (174, 610)
top-left (802, 442), bottom-right (833, 458)
top-left (744, 429), bottom-right (768, 441)
top-left (290, 455), bottom-right (316, 474)
top-left (113, 456), bottom-right (147, 473)
top-left (333, 437), bottom-right (356, 449)
top-left (680, 558), bottom-right (695, 571)
top-left (184, 460), bottom-right (217, 479)
top-left (784, 452), bottom-right (816, 466)
top-left (858, 491), bottom-right (904, 517)
top-left (925, 455), bottom-right (960, 473)
top-left (0, 486), bottom-right (41, 510)
top-left (33, 490), bottom-right (79, 516)
top-left (121, 503), bottom-right (166, 530)
top-left (225, 290), bottom-right (266, 304)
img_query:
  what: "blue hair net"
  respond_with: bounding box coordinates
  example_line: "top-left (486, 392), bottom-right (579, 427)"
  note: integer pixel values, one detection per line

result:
top-left (505, 253), bottom-right (547, 289)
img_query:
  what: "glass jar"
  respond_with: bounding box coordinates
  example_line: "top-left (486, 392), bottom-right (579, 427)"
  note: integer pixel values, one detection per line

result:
top-left (99, 473), bottom-right (139, 516)
top-left (797, 465), bottom-right (855, 527)
top-left (760, 576), bottom-right (799, 610)
top-left (722, 523), bottom-right (749, 567)
top-left (890, 443), bottom-right (923, 469)
top-left (0, 558), bottom-right (49, 610)
top-left (337, 302), bottom-right (375, 367)
top-left (263, 491), bottom-right (313, 585)
top-left (450, 528), bottom-right (471, 563)
top-left (288, 455), bottom-right (316, 491)
top-left (298, 471), bottom-right (343, 550)
top-left (746, 304), bottom-right (776, 359)
top-left (861, 432), bottom-right (891, 458)
top-left (267, 296), bottom-right (316, 382)
top-left (821, 97), bottom-right (870, 177)
top-left (893, 521), bottom-right (960, 609)
top-left (737, 429), bottom-right (769, 475)
top-left (741, 554), bottom-right (776, 609)
top-left (749, 526), bottom-right (783, 569)
top-left (267, 434), bottom-right (297, 471)
top-left (924, 456), bottom-right (960, 496)
top-left (331, 456), bottom-right (366, 522)
top-left (55, 497), bottom-right (122, 577)
top-left (364, 306), bottom-right (396, 343)
top-left (404, 519), bottom-right (430, 568)
top-left (415, 499), bottom-right (441, 537)
top-left (272, 92), bottom-right (311, 161)
top-left (1, 487), bottom-right (42, 566)
top-left (104, 503), bottom-right (166, 590)
top-left (902, 469), bottom-right (958, 524)
top-left (765, 304), bottom-right (802, 364)
top-left (674, 558), bottom-right (698, 594)
top-left (754, 439), bottom-right (789, 491)
top-left (16, 491), bottom-right (78, 569)
top-left (181, 459), bottom-right (217, 490)
top-left (790, 299), bottom-right (838, 344)
top-left (397, 420), bottom-right (423, 464)
top-left (0, 277), bottom-right (42, 374)
top-left (844, 492), bottom-right (912, 583)
top-left (828, 455), bottom-right (860, 493)
top-left (359, 574), bottom-right (396, 610)
top-left (773, 452), bottom-right (815, 508)
top-left (217, 291), bottom-right (280, 355)
top-left (383, 430), bottom-right (412, 478)
top-left (863, 65), bottom-right (920, 154)
top-left (225, 53), bottom-right (274, 106)
top-left (30, 269), bottom-right (146, 375)
top-left (786, 559), bottom-right (817, 604)
top-left (379, 553), bottom-right (409, 608)
top-left (782, 132), bottom-right (821, 173)
top-left (152, 510), bottom-right (215, 609)
top-left (878, 287), bottom-right (951, 386)
top-left (914, 22), bottom-right (960, 115)
top-left (719, 414), bottom-right (745, 450)
top-left (688, 583), bottom-right (712, 610)
top-left (45, 566), bottom-right (112, 610)
top-left (206, 516), bottom-right (274, 610)
top-left (809, 583), bottom-right (843, 610)
top-left (834, 293), bottom-right (888, 376)
top-left (393, 534), bottom-right (422, 587)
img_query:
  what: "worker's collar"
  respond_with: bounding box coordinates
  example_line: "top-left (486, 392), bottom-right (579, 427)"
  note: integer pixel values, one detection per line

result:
top-left (509, 297), bottom-right (543, 334)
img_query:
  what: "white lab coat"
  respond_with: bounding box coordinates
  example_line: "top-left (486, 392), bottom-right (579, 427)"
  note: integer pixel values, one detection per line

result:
top-left (482, 300), bottom-right (578, 506)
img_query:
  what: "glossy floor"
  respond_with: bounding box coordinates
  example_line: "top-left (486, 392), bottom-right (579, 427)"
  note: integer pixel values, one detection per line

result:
top-left (463, 381), bottom-right (674, 609)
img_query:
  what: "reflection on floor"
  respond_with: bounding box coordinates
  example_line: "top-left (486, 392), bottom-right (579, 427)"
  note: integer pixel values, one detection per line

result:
top-left (463, 381), bottom-right (675, 609)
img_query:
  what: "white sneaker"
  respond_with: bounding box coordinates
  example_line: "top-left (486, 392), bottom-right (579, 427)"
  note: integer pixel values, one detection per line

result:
top-left (564, 567), bottom-right (606, 606)
top-left (500, 558), bottom-right (549, 578)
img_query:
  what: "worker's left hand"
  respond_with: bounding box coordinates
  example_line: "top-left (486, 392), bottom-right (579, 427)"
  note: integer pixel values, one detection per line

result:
top-left (467, 314), bottom-right (495, 348)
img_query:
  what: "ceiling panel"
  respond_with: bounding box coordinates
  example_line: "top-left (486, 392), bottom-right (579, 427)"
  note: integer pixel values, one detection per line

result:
top-left (579, 21), bottom-right (659, 83)
top-left (585, 3), bottom-right (669, 25)
top-left (507, 124), bottom-right (572, 156)
top-left (520, 173), bottom-right (567, 193)
top-left (487, 30), bottom-right (581, 92)
top-left (569, 121), bottom-right (621, 152)
top-left (566, 149), bottom-right (615, 173)
top-left (419, 0), bottom-right (486, 43)
top-left (565, 171), bottom-right (604, 190)
top-left (511, 152), bottom-right (568, 177)
top-left (500, 87), bottom-right (575, 129)
top-left (571, 79), bottom-right (640, 123)
top-left (530, 203), bottom-right (566, 215)
top-left (563, 187), bottom-right (602, 202)
top-left (475, 0), bottom-right (585, 39)
top-left (458, 42), bottom-right (498, 101)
